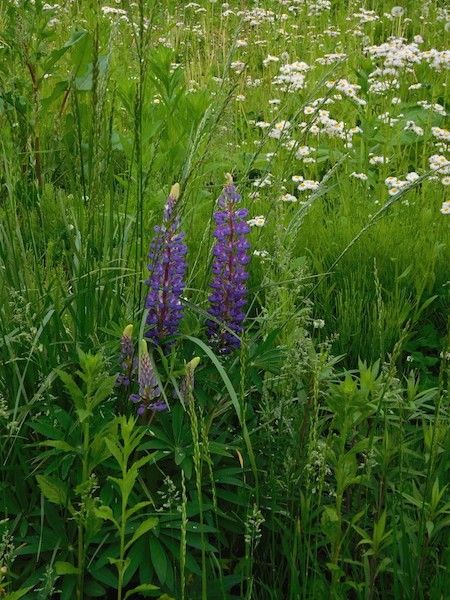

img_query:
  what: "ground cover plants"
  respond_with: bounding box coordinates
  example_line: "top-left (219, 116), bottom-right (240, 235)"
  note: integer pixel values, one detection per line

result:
top-left (0, 0), bottom-right (449, 598)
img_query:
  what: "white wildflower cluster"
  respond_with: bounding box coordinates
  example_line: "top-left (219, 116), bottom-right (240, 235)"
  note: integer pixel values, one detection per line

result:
top-left (431, 127), bottom-right (450, 142)
top-left (350, 172), bottom-right (368, 181)
top-left (280, 192), bottom-right (298, 202)
top-left (316, 52), bottom-right (347, 65)
top-left (294, 145), bottom-right (316, 163)
top-left (253, 249), bottom-right (270, 259)
top-left (369, 155), bottom-right (390, 166)
top-left (417, 100), bottom-right (447, 116)
top-left (230, 61), bottom-right (246, 74)
top-left (325, 79), bottom-right (366, 105)
top-left (404, 120), bottom-right (424, 136)
top-left (248, 215), bottom-right (266, 227)
top-left (299, 109), bottom-right (362, 146)
top-left (421, 49), bottom-right (450, 71)
top-left (239, 7), bottom-right (275, 26)
top-left (429, 155), bottom-right (450, 174)
top-left (268, 120), bottom-right (291, 139)
top-left (272, 61), bottom-right (310, 92)
top-left (385, 172), bottom-right (419, 195)
top-left (292, 175), bottom-right (320, 192)
top-left (353, 8), bottom-right (379, 24)
top-left (365, 36), bottom-right (450, 96)
top-left (262, 54), bottom-right (280, 67)
top-left (378, 112), bottom-right (400, 126)
top-left (440, 201), bottom-right (450, 215)
top-left (307, 0), bottom-right (331, 17)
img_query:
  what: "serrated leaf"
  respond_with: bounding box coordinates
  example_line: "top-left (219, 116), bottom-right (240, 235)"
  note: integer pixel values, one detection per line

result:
top-left (36, 474), bottom-right (68, 506)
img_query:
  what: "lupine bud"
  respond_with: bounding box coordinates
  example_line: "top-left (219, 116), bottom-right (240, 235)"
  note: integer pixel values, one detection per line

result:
top-left (145, 183), bottom-right (187, 344)
top-left (116, 324), bottom-right (136, 387)
top-left (207, 174), bottom-right (250, 352)
top-left (130, 340), bottom-right (166, 415)
top-left (181, 356), bottom-right (201, 402)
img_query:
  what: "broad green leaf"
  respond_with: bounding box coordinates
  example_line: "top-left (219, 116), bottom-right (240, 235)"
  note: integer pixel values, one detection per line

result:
top-left (55, 561), bottom-right (80, 575)
top-left (150, 536), bottom-right (167, 585)
top-left (4, 587), bottom-right (33, 600)
top-left (36, 474), bottom-right (68, 506)
top-left (126, 501), bottom-right (152, 521)
top-left (94, 505), bottom-right (117, 527)
top-left (38, 440), bottom-right (78, 453)
top-left (125, 518), bottom-right (159, 552)
top-left (42, 29), bottom-right (88, 76)
top-left (56, 369), bottom-right (84, 409)
top-left (124, 583), bottom-right (159, 600)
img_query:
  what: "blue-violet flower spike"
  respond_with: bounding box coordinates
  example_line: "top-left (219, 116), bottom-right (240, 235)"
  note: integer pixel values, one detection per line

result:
top-left (145, 183), bottom-right (187, 344)
top-left (207, 174), bottom-right (250, 353)
top-left (130, 340), bottom-right (166, 415)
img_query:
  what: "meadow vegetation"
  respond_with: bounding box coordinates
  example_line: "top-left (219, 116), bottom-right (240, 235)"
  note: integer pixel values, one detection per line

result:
top-left (0, 1), bottom-right (449, 598)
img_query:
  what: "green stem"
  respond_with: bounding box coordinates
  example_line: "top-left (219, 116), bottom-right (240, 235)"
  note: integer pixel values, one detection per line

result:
top-left (77, 420), bottom-right (90, 600)
top-left (117, 461), bottom-right (127, 600)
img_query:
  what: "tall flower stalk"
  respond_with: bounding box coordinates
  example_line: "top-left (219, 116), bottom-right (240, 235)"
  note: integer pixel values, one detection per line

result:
top-left (207, 174), bottom-right (250, 353)
top-left (130, 340), bottom-right (166, 416)
top-left (145, 183), bottom-right (187, 344)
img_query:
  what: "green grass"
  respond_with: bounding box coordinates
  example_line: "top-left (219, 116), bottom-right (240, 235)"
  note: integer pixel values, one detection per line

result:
top-left (0, 1), bottom-right (449, 599)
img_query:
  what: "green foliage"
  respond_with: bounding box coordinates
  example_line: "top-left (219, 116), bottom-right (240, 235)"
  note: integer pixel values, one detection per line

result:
top-left (0, 1), bottom-right (449, 599)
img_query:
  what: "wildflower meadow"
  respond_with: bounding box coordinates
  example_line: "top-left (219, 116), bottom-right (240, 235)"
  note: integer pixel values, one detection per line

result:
top-left (0, 1), bottom-right (449, 599)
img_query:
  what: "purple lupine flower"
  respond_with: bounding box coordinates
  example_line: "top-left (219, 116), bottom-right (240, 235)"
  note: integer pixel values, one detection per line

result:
top-left (207, 174), bottom-right (250, 353)
top-left (130, 340), bottom-right (166, 416)
top-left (116, 324), bottom-right (136, 388)
top-left (145, 183), bottom-right (187, 344)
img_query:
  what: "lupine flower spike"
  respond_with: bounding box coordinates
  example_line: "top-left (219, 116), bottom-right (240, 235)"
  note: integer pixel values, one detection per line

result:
top-left (116, 324), bottom-right (136, 387)
top-left (130, 339), bottom-right (166, 416)
top-left (207, 174), bottom-right (250, 353)
top-left (145, 183), bottom-right (187, 344)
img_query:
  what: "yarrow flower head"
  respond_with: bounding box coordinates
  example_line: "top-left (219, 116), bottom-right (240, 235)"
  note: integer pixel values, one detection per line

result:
top-left (116, 324), bottom-right (136, 387)
top-left (130, 340), bottom-right (166, 416)
top-left (207, 174), bottom-right (250, 353)
top-left (145, 183), bottom-right (187, 344)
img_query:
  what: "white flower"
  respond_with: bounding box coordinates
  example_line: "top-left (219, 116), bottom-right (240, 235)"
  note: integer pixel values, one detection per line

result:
top-left (230, 61), bottom-right (246, 73)
top-left (313, 319), bottom-right (325, 329)
top-left (253, 250), bottom-right (270, 259)
top-left (406, 172), bottom-right (420, 182)
top-left (248, 215), bottom-right (266, 227)
top-left (369, 155), bottom-right (389, 165)
top-left (391, 6), bottom-right (405, 18)
top-left (350, 172), bottom-right (368, 181)
top-left (440, 201), bottom-right (450, 214)
top-left (441, 176), bottom-right (450, 186)
top-left (297, 179), bottom-right (320, 192)
top-left (280, 193), bottom-right (297, 202)
top-left (429, 155), bottom-right (450, 174)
